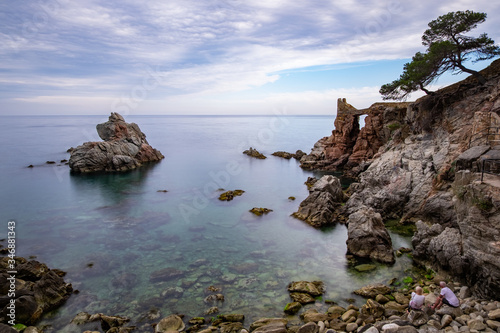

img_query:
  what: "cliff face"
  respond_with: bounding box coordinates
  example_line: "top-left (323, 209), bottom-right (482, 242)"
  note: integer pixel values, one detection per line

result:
top-left (300, 98), bottom-right (409, 174)
top-left (308, 59), bottom-right (500, 298)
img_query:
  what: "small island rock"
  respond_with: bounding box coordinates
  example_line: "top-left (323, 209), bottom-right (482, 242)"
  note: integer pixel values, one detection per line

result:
top-left (68, 112), bottom-right (164, 173)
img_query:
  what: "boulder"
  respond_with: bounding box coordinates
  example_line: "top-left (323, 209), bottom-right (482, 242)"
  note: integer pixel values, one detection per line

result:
top-left (155, 314), bottom-right (185, 333)
top-left (353, 284), bottom-right (391, 298)
top-left (296, 322), bottom-right (317, 333)
top-left (0, 258), bottom-right (72, 325)
top-left (284, 302), bottom-right (302, 315)
top-left (489, 308), bottom-right (500, 320)
top-left (455, 145), bottom-right (490, 171)
top-left (361, 299), bottom-right (385, 318)
top-left (250, 318), bottom-right (287, 332)
top-left (288, 281), bottom-right (325, 296)
top-left (219, 314), bottom-right (244, 323)
top-left (404, 309), bottom-right (428, 327)
top-left (292, 175), bottom-right (346, 227)
top-left (69, 112), bottom-right (164, 173)
top-left (219, 322), bottom-right (243, 333)
top-left (346, 206), bottom-right (395, 264)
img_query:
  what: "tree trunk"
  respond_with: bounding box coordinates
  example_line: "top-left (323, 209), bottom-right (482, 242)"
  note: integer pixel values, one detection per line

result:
top-left (457, 64), bottom-right (487, 85)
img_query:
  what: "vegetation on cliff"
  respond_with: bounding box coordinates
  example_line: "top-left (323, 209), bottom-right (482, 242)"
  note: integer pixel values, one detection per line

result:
top-left (381, 10), bottom-right (500, 100)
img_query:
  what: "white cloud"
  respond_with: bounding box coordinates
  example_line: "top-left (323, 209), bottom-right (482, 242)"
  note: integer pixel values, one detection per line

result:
top-left (0, 0), bottom-right (499, 114)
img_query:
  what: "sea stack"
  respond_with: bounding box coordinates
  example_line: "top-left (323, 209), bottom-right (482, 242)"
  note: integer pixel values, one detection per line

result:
top-left (68, 112), bottom-right (164, 173)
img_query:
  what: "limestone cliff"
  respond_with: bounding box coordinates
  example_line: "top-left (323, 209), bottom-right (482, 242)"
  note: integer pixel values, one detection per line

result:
top-left (308, 59), bottom-right (500, 298)
top-left (69, 113), bottom-right (164, 173)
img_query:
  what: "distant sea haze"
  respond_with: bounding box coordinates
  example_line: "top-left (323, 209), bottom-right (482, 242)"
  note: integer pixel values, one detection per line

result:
top-left (0, 115), bottom-right (411, 329)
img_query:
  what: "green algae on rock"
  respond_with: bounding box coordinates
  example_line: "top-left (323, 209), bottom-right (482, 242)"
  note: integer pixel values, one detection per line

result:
top-left (218, 190), bottom-right (245, 201)
top-left (249, 207), bottom-right (273, 216)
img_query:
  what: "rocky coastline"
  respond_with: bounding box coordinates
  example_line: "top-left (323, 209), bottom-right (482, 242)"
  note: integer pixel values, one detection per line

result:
top-left (6, 60), bottom-right (500, 333)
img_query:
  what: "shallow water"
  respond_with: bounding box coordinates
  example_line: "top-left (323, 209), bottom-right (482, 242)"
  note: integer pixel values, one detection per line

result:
top-left (0, 115), bottom-right (412, 331)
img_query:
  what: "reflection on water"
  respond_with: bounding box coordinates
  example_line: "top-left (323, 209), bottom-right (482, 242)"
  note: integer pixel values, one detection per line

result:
top-left (0, 116), bottom-right (415, 331)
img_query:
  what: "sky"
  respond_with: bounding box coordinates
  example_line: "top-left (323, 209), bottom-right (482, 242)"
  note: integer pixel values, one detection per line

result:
top-left (0, 0), bottom-right (499, 115)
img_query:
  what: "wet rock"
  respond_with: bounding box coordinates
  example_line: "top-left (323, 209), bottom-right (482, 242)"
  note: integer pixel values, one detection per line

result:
top-left (243, 147), bottom-right (266, 159)
top-left (301, 309), bottom-right (328, 323)
top-left (292, 175), bottom-right (346, 227)
top-left (288, 281), bottom-right (325, 296)
top-left (290, 293), bottom-right (315, 304)
top-left (353, 284), bottom-right (391, 298)
top-left (272, 151), bottom-right (294, 159)
top-left (375, 295), bottom-right (389, 304)
top-left (327, 305), bottom-right (346, 317)
top-left (219, 314), bottom-right (244, 323)
top-left (149, 267), bottom-right (185, 282)
top-left (249, 208), bottom-right (273, 216)
top-left (346, 206), bottom-right (395, 264)
top-left (219, 322), bottom-right (243, 333)
top-left (69, 112), bottom-right (164, 173)
top-left (155, 314), bottom-right (185, 333)
top-left (284, 302), bottom-right (302, 315)
top-left (204, 307), bottom-right (219, 315)
top-left (218, 190), bottom-right (245, 201)
top-left (250, 318), bottom-right (287, 332)
top-left (297, 322), bottom-right (317, 333)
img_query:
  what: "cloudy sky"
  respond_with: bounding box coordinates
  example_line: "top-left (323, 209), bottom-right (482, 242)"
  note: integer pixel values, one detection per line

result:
top-left (1, 0), bottom-right (499, 115)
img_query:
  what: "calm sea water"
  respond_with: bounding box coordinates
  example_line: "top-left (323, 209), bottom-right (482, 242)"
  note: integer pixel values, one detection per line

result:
top-left (0, 115), bottom-right (411, 331)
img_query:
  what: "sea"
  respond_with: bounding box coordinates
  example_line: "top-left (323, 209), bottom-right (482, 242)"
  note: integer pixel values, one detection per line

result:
top-left (0, 115), bottom-right (412, 331)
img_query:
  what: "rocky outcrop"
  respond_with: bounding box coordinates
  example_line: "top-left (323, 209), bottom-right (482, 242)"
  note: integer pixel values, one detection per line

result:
top-left (68, 112), bottom-right (164, 173)
top-left (413, 170), bottom-right (500, 298)
top-left (300, 98), bottom-right (408, 173)
top-left (346, 207), bottom-right (395, 264)
top-left (331, 59), bottom-right (500, 297)
top-left (292, 175), bottom-right (347, 227)
top-left (243, 147), bottom-right (266, 159)
top-left (0, 257), bottom-right (73, 325)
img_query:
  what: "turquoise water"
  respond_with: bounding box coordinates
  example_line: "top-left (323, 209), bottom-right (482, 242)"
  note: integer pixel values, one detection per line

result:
top-left (0, 115), bottom-right (411, 331)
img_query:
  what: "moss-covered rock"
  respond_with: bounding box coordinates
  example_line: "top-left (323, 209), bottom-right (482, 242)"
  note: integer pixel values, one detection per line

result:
top-left (249, 207), bottom-right (273, 216)
top-left (219, 190), bottom-right (245, 201)
top-left (284, 302), bottom-right (302, 315)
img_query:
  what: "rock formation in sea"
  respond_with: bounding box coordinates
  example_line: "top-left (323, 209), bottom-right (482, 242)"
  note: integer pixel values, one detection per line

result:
top-left (292, 175), bottom-right (347, 227)
top-left (302, 59), bottom-right (500, 298)
top-left (0, 257), bottom-right (73, 326)
top-left (68, 112), bottom-right (164, 173)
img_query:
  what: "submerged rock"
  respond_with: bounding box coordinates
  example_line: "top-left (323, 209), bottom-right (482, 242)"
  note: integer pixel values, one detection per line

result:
top-left (155, 314), bottom-right (185, 333)
top-left (243, 147), bottom-right (266, 159)
top-left (69, 112), bottom-right (164, 173)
